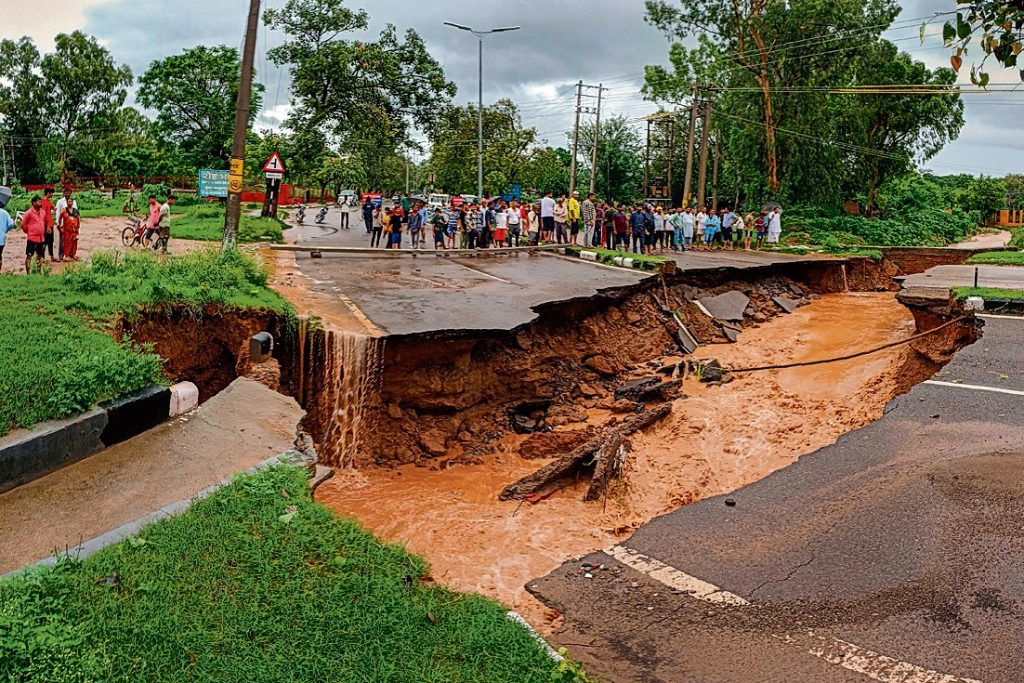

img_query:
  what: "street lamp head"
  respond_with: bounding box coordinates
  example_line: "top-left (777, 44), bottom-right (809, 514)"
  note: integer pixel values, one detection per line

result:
top-left (443, 21), bottom-right (474, 32)
top-left (488, 26), bottom-right (521, 33)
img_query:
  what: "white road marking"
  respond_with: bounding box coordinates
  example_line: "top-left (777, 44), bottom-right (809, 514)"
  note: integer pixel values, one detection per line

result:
top-left (605, 545), bottom-right (749, 605)
top-left (604, 545), bottom-right (982, 683)
top-left (925, 380), bottom-right (1024, 396)
top-left (448, 259), bottom-right (514, 284)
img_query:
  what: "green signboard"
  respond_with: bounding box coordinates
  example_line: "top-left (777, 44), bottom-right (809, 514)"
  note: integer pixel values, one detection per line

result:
top-left (198, 169), bottom-right (230, 198)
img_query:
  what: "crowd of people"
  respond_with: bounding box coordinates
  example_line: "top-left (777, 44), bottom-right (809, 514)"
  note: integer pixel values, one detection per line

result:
top-left (357, 191), bottom-right (783, 254)
top-left (0, 188), bottom-right (82, 273)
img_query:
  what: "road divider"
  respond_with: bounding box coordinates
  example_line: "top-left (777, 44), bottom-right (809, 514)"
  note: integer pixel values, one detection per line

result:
top-left (563, 246), bottom-right (677, 274)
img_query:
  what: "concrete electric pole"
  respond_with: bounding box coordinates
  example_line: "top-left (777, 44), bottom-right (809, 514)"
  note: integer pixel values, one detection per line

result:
top-left (222, 0), bottom-right (261, 250)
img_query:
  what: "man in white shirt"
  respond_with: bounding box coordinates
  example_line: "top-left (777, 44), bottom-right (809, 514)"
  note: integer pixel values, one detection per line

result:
top-left (681, 208), bottom-right (695, 250)
top-left (156, 194), bottom-right (176, 254)
top-left (767, 208), bottom-right (782, 244)
top-left (695, 207), bottom-right (708, 251)
top-left (539, 191), bottom-right (555, 243)
top-left (54, 189), bottom-right (78, 260)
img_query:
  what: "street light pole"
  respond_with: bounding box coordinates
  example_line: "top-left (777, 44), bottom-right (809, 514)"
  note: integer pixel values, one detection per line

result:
top-left (444, 22), bottom-right (520, 201)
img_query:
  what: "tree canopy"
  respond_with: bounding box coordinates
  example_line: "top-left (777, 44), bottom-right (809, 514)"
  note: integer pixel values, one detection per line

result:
top-left (138, 45), bottom-right (264, 169)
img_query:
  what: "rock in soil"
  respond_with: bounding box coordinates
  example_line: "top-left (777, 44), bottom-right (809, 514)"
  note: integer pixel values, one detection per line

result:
top-left (615, 376), bottom-right (662, 401)
top-left (519, 429), bottom-right (595, 459)
top-left (583, 355), bottom-right (617, 377)
top-left (697, 359), bottom-right (725, 383)
top-left (418, 429), bottom-right (448, 456)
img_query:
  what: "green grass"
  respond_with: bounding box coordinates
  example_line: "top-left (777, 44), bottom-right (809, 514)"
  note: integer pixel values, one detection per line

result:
top-left (565, 245), bottom-right (670, 271)
top-left (966, 250), bottom-right (1024, 266)
top-left (954, 287), bottom-right (1024, 301)
top-left (0, 466), bottom-right (567, 683)
top-left (171, 204), bottom-right (285, 243)
top-left (0, 250), bottom-right (289, 436)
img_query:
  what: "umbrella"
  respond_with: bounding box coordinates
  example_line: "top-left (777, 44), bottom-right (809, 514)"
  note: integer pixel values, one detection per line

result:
top-left (761, 201), bottom-right (782, 213)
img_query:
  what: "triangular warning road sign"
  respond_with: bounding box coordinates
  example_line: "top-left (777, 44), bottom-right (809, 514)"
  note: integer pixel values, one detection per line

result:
top-left (262, 152), bottom-right (287, 174)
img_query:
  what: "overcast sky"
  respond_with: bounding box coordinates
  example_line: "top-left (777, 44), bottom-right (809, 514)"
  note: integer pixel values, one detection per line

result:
top-left (1, 0), bottom-right (1021, 176)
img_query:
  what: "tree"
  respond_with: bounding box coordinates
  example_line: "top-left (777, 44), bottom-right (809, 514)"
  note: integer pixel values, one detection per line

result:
top-left (962, 175), bottom-right (1009, 218)
top-left (265, 0), bottom-right (455, 151)
top-left (0, 37), bottom-right (45, 183)
top-left (645, 0), bottom-right (899, 197)
top-left (138, 45), bottom-right (264, 169)
top-left (37, 31), bottom-right (133, 177)
top-left (942, 3), bottom-right (1024, 84)
top-left (314, 156), bottom-right (368, 199)
top-left (519, 147), bottom-right (571, 197)
top-left (841, 41), bottom-right (964, 211)
top-left (428, 99), bottom-right (536, 195)
top-left (572, 116), bottom-right (644, 203)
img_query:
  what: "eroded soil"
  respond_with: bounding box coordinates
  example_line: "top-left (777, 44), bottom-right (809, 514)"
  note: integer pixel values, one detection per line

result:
top-left (316, 293), bottom-right (933, 629)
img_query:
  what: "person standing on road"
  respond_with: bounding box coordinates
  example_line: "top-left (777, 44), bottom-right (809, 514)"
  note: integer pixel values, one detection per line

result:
top-left (681, 207), bottom-right (695, 250)
top-left (41, 188), bottom-right (58, 263)
top-left (768, 207), bottom-right (783, 244)
top-left (370, 205), bottom-right (384, 247)
top-left (20, 196), bottom-right (47, 272)
top-left (407, 201), bottom-right (422, 249)
top-left (54, 189), bottom-right (77, 261)
top-left (593, 201), bottom-right (605, 248)
top-left (695, 206), bottom-right (708, 250)
top-left (719, 208), bottom-right (734, 250)
top-left (143, 195), bottom-right (160, 247)
top-left (156, 195), bottom-right (175, 254)
top-left (754, 211), bottom-right (768, 250)
top-left (568, 190), bottom-right (582, 244)
top-left (431, 208), bottom-right (447, 249)
top-left (362, 196), bottom-right (374, 233)
top-left (539, 191), bottom-right (555, 243)
top-left (613, 204), bottom-right (629, 251)
top-left (387, 207), bottom-right (403, 249)
top-left (704, 211), bottom-right (721, 250)
top-left (59, 203), bottom-right (81, 261)
top-left (553, 197), bottom-right (568, 245)
top-left (0, 198), bottom-right (16, 272)
top-left (629, 205), bottom-right (645, 254)
top-left (527, 203), bottom-right (540, 245)
top-left (581, 192), bottom-right (597, 247)
top-left (507, 201), bottom-right (521, 247)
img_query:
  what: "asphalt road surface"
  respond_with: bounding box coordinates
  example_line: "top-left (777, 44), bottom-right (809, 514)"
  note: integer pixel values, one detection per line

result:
top-left (530, 314), bottom-right (1024, 683)
top-left (902, 264), bottom-right (1024, 291)
top-left (286, 207), bottom-right (834, 336)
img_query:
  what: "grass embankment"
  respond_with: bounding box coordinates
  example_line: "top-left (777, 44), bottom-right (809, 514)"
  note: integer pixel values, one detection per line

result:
top-left (0, 466), bottom-right (570, 683)
top-left (966, 250), bottom-right (1024, 266)
top-left (565, 245), bottom-right (670, 271)
top-left (954, 287), bottom-right (1024, 301)
top-left (172, 205), bottom-right (285, 243)
top-left (0, 250), bottom-right (287, 436)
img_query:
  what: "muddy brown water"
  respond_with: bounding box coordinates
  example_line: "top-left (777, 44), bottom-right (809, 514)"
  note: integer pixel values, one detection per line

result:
top-left (316, 292), bottom-right (921, 629)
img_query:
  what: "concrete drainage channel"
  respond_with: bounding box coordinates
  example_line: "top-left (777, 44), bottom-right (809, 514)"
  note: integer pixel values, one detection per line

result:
top-left (0, 382), bottom-right (199, 494)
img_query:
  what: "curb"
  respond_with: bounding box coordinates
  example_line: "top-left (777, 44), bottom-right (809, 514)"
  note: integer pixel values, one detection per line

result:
top-left (0, 382), bottom-right (199, 494)
top-left (4, 448), bottom-right (316, 579)
top-left (562, 246), bottom-right (676, 274)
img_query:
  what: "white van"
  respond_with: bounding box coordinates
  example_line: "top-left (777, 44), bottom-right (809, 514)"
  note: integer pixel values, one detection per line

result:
top-left (429, 193), bottom-right (450, 209)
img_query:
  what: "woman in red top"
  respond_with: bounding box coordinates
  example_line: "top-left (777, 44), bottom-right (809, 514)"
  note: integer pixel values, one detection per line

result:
top-left (60, 205), bottom-right (81, 261)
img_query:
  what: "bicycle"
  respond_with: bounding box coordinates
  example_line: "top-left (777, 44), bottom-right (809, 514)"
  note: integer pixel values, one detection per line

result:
top-left (121, 214), bottom-right (145, 247)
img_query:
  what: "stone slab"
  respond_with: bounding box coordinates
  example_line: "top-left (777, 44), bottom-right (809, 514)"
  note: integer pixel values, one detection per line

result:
top-left (697, 290), bottom-right (750, 322)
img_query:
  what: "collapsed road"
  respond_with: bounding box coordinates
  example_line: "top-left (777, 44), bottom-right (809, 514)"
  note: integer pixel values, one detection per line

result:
top-left (269, 209), bottom-right (1014, 681)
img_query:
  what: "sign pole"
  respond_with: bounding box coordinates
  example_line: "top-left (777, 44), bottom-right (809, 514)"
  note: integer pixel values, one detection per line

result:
top-left (222, 0), bottom-right (261, 251)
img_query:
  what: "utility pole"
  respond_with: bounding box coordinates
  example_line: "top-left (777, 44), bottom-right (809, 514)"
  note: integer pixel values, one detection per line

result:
top-left (710, 136), bottom-right (720, 214)
top-left (569, 80), bottom-right (583, 195)
top-left (682, 84), bottom-right (699, 208)
top-left (589, 84), bottom-right (603, 195)
top-left (1, 133), bottom-right (7, 186)
top-left (222, 0), bottom-right (261, 250)
top-left (696, 96), bottom-right (712, 210)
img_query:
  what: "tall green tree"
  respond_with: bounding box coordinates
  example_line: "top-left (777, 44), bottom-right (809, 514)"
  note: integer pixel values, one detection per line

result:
top-left (428, 99), bottom-right (536, 195)
top-left (571, 116), bottom-right (644, 202)
top-left (0, 37), bottom-right (45, 183)
top-left (265, 0), bottom-right (455, 151)
top-left (38, 31), bottom-right (133, 177)
top-left (519, 147), bottom-right (572, 197)
top-left (138, 45), bottom-right (264, 169)
top-left (645, 0), bottom-right (899, 197)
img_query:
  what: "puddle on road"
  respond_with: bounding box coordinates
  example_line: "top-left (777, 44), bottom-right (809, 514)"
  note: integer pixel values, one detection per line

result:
top-left (315, 293), bottom-right (919, 628)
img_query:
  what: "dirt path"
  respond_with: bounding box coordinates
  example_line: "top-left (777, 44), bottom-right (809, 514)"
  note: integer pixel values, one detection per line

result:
top-left (315, 292), bottom-right (918, 629)
top-left (952, 229), bottom-right (1012, 249)
top-left (0, 216), bottom-right (208, 274)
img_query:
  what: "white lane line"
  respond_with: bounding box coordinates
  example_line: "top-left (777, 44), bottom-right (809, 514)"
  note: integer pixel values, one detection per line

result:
top-left (925, 380), bottom-right (1024, 396)
top-left (604, 545), bottom-right (982, 683)
top-left (605, 545), bottom-right (749, 606)
top-left (448, 259), bottom-right (515, 284)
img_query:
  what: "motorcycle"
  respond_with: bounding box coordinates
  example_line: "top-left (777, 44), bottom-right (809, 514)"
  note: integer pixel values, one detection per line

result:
top-left (315, 205), bottom-right (329, 224)
top-left (295, 204), bottom-right (306, 223)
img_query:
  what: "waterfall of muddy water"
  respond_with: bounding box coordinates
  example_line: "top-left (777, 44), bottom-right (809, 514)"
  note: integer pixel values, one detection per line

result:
top-left (316, 331), bottom-right (386, 468)
top-left (315, 293), bottom-right (940, 631)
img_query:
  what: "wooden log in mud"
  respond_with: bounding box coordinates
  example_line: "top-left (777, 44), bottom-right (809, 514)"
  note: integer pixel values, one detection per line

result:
top-left (583, 434), bottom-right (623, 502)
top-left (499, 403), bottom-right (672, 501)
